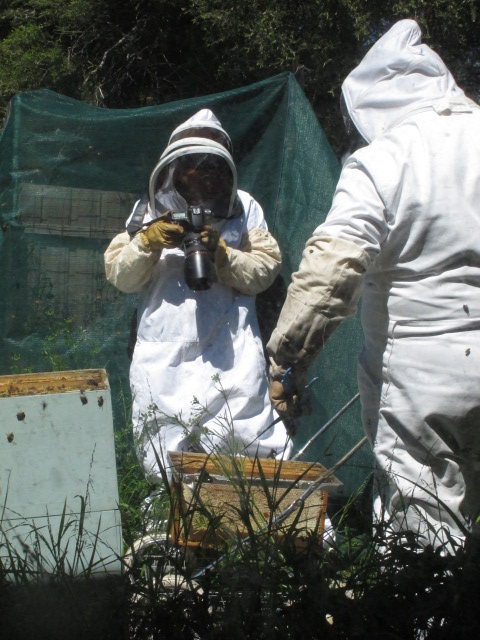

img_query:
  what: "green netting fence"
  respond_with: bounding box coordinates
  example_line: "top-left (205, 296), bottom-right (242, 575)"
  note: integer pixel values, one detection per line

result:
top-left (0, 72), bottom-right (372, 494)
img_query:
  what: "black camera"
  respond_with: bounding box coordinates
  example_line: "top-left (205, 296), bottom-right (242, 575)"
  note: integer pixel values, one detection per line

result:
top-left (170, 206), bottom-right (214, 291)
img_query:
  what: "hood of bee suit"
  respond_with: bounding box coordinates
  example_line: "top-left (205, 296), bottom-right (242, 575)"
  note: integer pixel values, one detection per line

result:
top-left (341, 19), bottom-right (477, 144)
top-left (168, 109), bottom-right (233, 152)
top-left (148, 109), bottom-right (239, 218)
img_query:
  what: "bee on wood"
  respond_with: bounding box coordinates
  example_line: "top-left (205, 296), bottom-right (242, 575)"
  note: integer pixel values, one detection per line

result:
top-left (7, 432), bottom-right (14, 443)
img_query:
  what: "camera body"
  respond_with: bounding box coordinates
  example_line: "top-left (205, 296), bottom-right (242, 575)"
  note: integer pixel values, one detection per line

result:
top-left (170, 206), bottom-right (214, 291)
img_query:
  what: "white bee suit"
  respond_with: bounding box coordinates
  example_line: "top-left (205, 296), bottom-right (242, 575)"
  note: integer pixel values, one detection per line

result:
top-left (105, 111), bottom-right (292, 482)
top-left (268, 20), bottom-right (480, 549)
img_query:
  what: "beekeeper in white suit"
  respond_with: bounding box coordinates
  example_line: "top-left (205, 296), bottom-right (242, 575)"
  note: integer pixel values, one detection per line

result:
top-left (105, 109), bottom-right (292, 483)
top-left (268, 19), bottom-right (480, 551)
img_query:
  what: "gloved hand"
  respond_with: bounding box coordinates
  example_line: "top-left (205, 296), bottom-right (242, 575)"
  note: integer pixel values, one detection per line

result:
top-left (201, 225), bottom-right (229, 266)
top-left (140, 217), bottom-right (184, 252)
top-left (269, 365), bottom-right (311, 427)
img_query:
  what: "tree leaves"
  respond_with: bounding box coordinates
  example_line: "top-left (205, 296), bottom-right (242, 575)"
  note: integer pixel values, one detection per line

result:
top-left (0, 1), bottom-right (478, 157)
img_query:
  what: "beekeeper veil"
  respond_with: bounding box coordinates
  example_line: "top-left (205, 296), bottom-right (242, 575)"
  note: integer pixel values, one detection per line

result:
top-left (148, 109), bottom-right (240, 220)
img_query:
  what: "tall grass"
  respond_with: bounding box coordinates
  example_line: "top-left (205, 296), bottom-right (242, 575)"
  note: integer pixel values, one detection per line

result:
top-left (2, 405), bottom-right (479, 639)
top-left (120, 404), bottom-right (480, 640)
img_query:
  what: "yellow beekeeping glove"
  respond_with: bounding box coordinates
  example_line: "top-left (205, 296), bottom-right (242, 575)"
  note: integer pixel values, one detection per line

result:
top-left (215, 237), bottom-right (229, 267)
top-left (140, 218), bottom-right (184, 252)
top-left (200, 225), bottom-right (229, 266)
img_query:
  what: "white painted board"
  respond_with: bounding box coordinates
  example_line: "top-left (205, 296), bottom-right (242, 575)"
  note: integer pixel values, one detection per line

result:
top-left (0, 369), bottom-right (122, 576)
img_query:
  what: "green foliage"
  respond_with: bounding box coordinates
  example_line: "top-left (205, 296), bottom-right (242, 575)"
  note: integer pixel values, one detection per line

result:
top-left (187, 0), bottom-right (480, 154)
top-left (0, 23), bottom-right (69, 96)
top-left (0, 1), bottom-right (479, 156)
top-left (0, 0), bottom-right (216, 113)
top-left (2, 390), bottom-right (480, 638)
top-left (114, 416), bottom-right (152, 548)
top-left (188, 0), bottom-right (369, 154)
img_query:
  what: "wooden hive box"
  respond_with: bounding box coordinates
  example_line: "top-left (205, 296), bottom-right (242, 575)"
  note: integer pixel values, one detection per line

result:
top-left (0, 369), bottom-right (122, 577)
top-left (168, 451), bottom-right (343, 549)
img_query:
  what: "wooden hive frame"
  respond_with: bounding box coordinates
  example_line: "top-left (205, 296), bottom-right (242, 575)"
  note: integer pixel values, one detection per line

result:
top-left (168, 451), bottom-right (343, 549)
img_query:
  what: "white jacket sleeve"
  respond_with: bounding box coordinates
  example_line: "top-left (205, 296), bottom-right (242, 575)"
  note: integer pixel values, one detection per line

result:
top-left (267, 153), bottom-right (388, 372)
top-left (316, 149), bottom-right (390, 260)
top-left (104, 231), bottom-right (160, 293)
top-left (216, 227), bottom-right (281, 295)
top-left (267, 235), bottom-right (371, 373)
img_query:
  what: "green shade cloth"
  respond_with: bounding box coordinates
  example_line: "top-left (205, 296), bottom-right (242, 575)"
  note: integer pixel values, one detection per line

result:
top-left (0, 72), bottom-right (372, 494)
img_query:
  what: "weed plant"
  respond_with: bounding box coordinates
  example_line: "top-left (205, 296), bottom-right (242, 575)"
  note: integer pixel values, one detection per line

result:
top-left (121, 465), bottom-right (480, 640)
top-left (2, 397), bottom-right (480, 639)
top-left (120, 400), bottom-right (480, 640)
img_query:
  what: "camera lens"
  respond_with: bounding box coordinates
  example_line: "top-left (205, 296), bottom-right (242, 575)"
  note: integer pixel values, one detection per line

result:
top-left (183, 232), bottom-right (213, 291)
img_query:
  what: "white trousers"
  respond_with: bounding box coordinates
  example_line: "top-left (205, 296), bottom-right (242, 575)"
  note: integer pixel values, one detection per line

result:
top-left (359, 328), bottom-right (480, 551)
